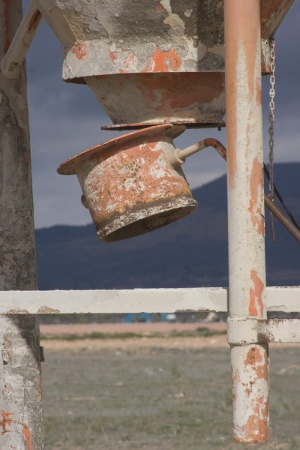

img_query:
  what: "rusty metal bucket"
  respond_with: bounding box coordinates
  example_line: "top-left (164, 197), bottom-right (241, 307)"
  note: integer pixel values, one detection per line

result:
top-left (89, 73), bottom-right (225, 130)
top-left (36, 0), bottom-right (226, 128)
top-left (57, 124), bottom-right (197, 242)
top-left (36, 0), bottom-right (288, 129)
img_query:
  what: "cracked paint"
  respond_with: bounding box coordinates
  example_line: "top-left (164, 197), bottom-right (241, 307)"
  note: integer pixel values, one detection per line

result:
top-left (249, 269), bottom-right (265, 317)
top-left (248, 157), bottom-right (264, 236)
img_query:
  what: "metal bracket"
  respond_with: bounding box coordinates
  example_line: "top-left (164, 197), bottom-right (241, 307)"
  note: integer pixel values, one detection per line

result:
top-left (228, 317), bottom-right (300, 345)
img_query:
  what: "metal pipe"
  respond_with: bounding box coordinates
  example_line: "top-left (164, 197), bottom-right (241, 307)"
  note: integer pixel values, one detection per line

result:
top-left (1, 1), bottom-right (42, 78)
top-left (176, 141), bottom-right (207, 161)
top-left (183, 139), bottom-right (300, 244)
top-left (177, 138), bottom-right (300, 243)
top-left (264, 195), bottom-right (300, 243)
top-left (224, 0), bottom-right (269, 443)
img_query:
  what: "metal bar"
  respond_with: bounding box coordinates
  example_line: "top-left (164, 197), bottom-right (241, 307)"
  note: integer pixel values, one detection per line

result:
top-left (0, 1), bottom-right (43, 447)
top-left (224, 0), bottom-right (269, 443)
top-left (198, 139), bottom-right (300, 243)
top-left (0, 287), bottom-right (299, 314)
top-left (1, 1), bottom-right (42, 79)
top-left (264, 195), bottom-right (300, 243)
top-left (0, 288), bottom-right (228, 314)
top-left (264, 163), bottom-right (300, 230)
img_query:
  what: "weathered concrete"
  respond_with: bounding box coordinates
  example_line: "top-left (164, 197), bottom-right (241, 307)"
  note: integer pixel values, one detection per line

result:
top-left (0, 0), bottom-right (43, 448)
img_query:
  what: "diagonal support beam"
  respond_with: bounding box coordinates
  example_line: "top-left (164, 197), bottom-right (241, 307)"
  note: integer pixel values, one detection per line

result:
top-left (1, 1), bottom-right (42, 78)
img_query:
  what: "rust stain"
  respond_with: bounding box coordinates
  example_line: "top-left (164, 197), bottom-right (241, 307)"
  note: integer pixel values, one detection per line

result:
top-left (0, 410), bottom-right (13, 435)
top-left (256, 353), bottom-right (268, 380)
top-left (244, 346), bottom-right (262, 366)
top-left (28, 10), bottom-right (42, 32)
top-left (244, 346), bottom-right (268, 380)
top-left (143, 48), bottom-right (182, 73)
top-left (239, 399), bottom-right (269, 443)
top-left (236, 347), bottom-right (269, 442)
top-left (71, 44), bottom-right (88, 60)
top-left (118, 54), bottom-right (136, 73)
top-left (249, 269), bottom-right (265, 317)
top-left (109, 51), bottom-right (117, 61)
top-left (22, 423), bottom-right (33, 450)
top-left (225, 1), bottom-right (261, 191)
top-left (139, 73), bottom-right (224, 112)
top-left (3, 0), bottom-right (11, 53)
top-left (87, 139), bottom-right (191, 226)
top-left (59, 125), bottom-right (195, 241)
top-left (142, 58), bottom-right (153, 73)
top-left (260, 0), bottom-right (289, 38)
top-left (248, 157), bottom-right (264, 235)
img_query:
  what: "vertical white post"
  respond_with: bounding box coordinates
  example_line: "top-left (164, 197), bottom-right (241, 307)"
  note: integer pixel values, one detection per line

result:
top-left (224, 0), bottom-right (269, 443)
top-left (0, 0), bottom-right (43, 448)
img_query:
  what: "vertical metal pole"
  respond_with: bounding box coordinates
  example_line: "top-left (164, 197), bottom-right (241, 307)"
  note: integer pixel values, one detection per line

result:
top-left (0, 0), bottom-right (43, 448)
top-left (224, 0), bottom-right (269, 443)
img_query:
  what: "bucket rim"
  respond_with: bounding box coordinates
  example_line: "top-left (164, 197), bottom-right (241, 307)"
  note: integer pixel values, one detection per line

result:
top-left (57, 123), bottom-right (185, 175)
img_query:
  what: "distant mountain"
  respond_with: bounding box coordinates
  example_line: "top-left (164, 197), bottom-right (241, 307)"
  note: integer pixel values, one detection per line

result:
top-left (35, 163), bottom-right (299, 290)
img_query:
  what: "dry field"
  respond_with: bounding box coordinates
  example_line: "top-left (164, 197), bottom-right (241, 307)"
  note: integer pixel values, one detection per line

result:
top-left (41, 323), bottom-right (300, 450)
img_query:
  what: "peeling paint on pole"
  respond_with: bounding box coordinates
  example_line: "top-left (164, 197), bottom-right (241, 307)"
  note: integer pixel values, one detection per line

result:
top-left (0, 0), bottom-right (43, 448)
top-left (231, 345), bottom-right (269, 443)
top-left (224, 0), bottom-right (269, 443)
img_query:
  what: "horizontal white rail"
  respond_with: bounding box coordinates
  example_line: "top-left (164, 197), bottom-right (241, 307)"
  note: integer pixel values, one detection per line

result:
top-left (0, 286), bottom-right (298, 314)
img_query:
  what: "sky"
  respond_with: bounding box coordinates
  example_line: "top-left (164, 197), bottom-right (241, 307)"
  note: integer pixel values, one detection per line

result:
top-left (22, 1), bottom-right (300, 229)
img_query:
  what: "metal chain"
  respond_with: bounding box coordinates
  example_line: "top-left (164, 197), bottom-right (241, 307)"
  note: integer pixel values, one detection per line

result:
top-left (268, 38), bottom-right (276, 242)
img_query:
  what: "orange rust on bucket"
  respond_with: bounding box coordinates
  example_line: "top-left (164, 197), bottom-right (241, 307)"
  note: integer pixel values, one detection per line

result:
top-left (58, 124), bottom-right (197, 242)
top-left (88, 73), bottom-right (225, 129)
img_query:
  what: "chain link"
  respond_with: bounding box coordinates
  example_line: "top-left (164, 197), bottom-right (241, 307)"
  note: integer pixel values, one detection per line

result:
top-left (268, 38), bottom-right (275, 199)
top-left (268, 38), bottom-right (276, 241)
